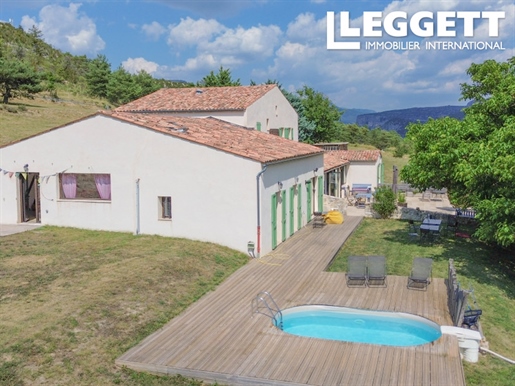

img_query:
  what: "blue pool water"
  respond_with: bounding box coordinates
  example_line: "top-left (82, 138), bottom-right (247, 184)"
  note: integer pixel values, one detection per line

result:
top-left (278, 305), bottom-right (441, 346)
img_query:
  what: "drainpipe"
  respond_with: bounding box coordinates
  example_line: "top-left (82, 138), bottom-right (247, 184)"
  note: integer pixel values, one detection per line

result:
top-left (135, 178), bottom-right (140, 235)
top-left (256, 165), bottom-right (267, 257)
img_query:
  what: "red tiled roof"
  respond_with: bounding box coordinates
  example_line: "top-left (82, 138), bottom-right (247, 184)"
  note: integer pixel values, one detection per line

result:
top-left (324, 151), bottom-right (350, 171)
top-left (114, 84), bottom-right (277, 113)
top-left (106, 112), bottom-right (323, 164)
top-left (324, 150), bottom-right (381, 171)
top-left (342, 150), bottom-right (381, 162)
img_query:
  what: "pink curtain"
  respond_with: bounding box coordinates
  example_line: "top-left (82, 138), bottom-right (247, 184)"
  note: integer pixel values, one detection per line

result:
top-left (62, 174), bottom-right (77, 199)
top-left (94, 174), bottom-right (111, 200)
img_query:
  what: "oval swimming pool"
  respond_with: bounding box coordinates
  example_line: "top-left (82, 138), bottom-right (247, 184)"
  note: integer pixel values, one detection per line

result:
top-left (278, 305), bottom-right (441, 346)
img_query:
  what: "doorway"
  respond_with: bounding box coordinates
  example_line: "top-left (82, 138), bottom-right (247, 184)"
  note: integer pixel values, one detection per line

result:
top-left (18, 172), bottom-right (41, 223)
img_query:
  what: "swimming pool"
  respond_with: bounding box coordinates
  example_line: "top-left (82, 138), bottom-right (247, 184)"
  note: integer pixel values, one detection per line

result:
top-left (278, 305), bottom-right (442, 346)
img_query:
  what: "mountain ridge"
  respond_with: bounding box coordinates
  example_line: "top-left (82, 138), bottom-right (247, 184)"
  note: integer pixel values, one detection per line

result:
top-left (341, 105), bottom-right (467, 136)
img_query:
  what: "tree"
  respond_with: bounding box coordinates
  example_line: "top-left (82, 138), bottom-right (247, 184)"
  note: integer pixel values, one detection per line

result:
top-left (297, 86), bottom-right (342, 143)
top-left (0, 58), bottom-right (42, 103)
top-left (133, 70), bottom-right (161, 97)
top-left (86, 54), bottom-right (111, 98)
top-left (198, 66), bottom-right (241, 87)
top-left (371, 186), bottom-right (397, 219)
top-left (282, 89), bottom-right (316, 143)
top-left (106, 66), bottom-right (141, 105)
top-left (401, 57), bottom-right (515, 248)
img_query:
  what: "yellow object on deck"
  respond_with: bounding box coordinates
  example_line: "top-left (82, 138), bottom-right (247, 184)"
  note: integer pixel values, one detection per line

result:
top-left (323, 210), bottom-right (344, 224)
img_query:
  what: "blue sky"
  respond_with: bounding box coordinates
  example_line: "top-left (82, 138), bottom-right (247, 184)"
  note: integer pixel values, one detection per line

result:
top-left (1, 0), bottom-right (513, 112)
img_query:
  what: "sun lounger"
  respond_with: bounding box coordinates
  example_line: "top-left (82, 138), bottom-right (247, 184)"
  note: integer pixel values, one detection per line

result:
top-left (346, 256), bottom-right (367, 287)
top-left (367, 255), bottom-right (387, 287)
top-left (407, 257), bottom-right (433, 290)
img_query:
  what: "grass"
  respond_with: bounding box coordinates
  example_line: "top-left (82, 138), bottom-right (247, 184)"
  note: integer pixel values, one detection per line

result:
top-left (0, 90), bottom-right (105, 146)
top-left (329, 218), bottom-right (515, 386)
top-left (0, 226), bottom-right (248, 385)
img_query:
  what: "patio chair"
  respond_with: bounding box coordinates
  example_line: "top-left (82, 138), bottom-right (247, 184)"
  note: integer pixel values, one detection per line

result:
top-left (446, 217), bottom-right (459, 236)
top-left (346, 256), bottom-right (367, 287)
top-left (462, 309), bottom-right (482, 329)
top-left (408, 220), bottom-right (419, 241)
top-left (407, 257), bottom-right (433, 290)
top-left (367, 255), bottom-right (387, 287)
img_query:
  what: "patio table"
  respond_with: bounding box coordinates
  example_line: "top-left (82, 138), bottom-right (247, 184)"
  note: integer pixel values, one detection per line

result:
top-left (420, 218), bottom-right (442, 234)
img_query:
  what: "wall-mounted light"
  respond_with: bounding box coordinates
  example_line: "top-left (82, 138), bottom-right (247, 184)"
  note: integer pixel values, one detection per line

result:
top-left (295, 177), bottom-right (299, 185)
top-left (23, 164), bottom-right (29, 172)
top-left (313, 167), bottom-right (318, 176)
top-left (277, 181), bottom-right (283, 190)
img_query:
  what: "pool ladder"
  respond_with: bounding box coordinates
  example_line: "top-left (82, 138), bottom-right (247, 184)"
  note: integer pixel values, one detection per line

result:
top-left (251, 291), bottom-right (283, 329)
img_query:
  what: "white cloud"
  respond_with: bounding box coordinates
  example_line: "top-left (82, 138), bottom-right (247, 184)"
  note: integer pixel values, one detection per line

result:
top-left (201, 24), bottom-right (281, 58)
top-left (142, 21), bottom-right (166, 41)
top-left (122, 57), bottom-right (160, 74)
top-left (167, 17), bottom-right (225, 46)
top-left (286, 13), bottom-right (326, 42)
top-left (20, 3), bottom-right (105, 56)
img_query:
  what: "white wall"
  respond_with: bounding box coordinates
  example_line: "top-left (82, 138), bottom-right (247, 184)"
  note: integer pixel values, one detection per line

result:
top-left (259, 155), bottom-right (324, 256)
top-left (345, 157), bottom-right (383, 191)
top-left (245, 87), bottom-right (299, 141)
top-left (0, 115), bottom-right (261, 253)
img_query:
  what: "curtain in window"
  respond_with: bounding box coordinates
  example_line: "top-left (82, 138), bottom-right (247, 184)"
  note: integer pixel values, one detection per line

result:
top-left (94, 174), bottom-right (111, 200)
top-left (62, 174), bottom-right (77, 199)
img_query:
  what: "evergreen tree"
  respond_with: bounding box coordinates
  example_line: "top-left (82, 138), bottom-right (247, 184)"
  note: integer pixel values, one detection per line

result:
top-left (0, 57), bottom-right (42, 103)
top-left (198, 66), bottom-right (241, 87)
top-left (106, 66), bottom-right (141, 105)
top-left (86, 54), bottom-right (111, 98)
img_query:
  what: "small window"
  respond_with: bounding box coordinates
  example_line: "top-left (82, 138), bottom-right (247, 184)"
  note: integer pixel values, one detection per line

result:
top-left (159, 196), bottom-right (172, 220)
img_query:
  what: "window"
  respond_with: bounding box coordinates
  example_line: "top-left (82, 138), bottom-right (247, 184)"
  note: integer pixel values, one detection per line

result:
top-left (59, 173), bottom-right (111, 200)
top-left (159, 196), bottom-right (172, 220)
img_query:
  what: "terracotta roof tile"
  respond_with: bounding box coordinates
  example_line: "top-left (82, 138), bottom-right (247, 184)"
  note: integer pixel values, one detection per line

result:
top-left (114, 84), bottom-right (277, 113)
top-left (324, 151), bottom-right (350, 171)
top-left (324, 150), bottom-right (381, 171)
top-left (342, 149), bottom-right (381, 162)
top-left (107, 112), bottom-right (323, 164)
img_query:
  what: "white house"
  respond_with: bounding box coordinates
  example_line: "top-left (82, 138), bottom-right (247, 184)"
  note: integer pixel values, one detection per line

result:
top-left (316, 143), bottom-right (383, 198)
top-left (115, 84), bottom-right (299, 141)
top-left (0, 112), bottom-right (323, 256)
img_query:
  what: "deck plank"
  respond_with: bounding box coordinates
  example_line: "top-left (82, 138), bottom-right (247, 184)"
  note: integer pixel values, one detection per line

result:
top-left (116, 216), bottom-right (465, 386)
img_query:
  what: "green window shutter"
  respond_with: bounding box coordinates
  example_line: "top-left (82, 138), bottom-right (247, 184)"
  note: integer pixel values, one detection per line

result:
top-left (297, 184), bottom-right (302, 230)
top-left (256, 122), bottom-right (261, 131)
top-left (284, 127), bottom-right (291, 139)
top-left (271, 193), bottom-right (277, 249)
top-left (306, 180), bottom-right (312, 221)
top-left (278, 127), bottom-right (284, 137)
top-left (289, 187), bottom-right (295, 237)
top-left (318, 176), bottom-right (324, 212)
top-left (281, 190), bottom-right (287, 242)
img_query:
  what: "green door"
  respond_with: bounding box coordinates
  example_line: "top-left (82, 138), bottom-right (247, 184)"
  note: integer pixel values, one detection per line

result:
top-left (271, 193), bottom-right (277, 249)
top-left (297, 184), bottom-right (302, 230)
top-left (281, 190), bottom-right (287, 242)
top-left (306, 180), bottom-right (312, 221)
top-left (318, 176), bottom-right (324, 212)
top-left (289, 186), bottom-right (295, 236)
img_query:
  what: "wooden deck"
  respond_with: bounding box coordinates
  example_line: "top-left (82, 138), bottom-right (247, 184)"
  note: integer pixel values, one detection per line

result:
top-left (116, 216), bottom-right (465, 385)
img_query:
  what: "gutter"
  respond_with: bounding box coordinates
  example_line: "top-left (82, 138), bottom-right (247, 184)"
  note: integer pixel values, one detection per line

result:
top-left (256, 164), bottom-right (268, 257)
top-left (135, 178), bottom-right (140, 235)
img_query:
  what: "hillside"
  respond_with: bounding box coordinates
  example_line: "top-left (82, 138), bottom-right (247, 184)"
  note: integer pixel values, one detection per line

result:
top-left (0, 92), bottom-right (105, 146)
top-left (339, 108), bottom-right (375, 124)
top-left (356, 105), bottom-right (466, 136)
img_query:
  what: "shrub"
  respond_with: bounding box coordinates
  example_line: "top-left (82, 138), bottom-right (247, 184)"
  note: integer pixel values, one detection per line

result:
top-left (372, 186), bottom-right (397, 218)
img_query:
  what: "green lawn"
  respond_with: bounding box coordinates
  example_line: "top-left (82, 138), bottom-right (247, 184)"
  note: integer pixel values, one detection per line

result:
top-left (329, 218), bottom-right (515, 385)
top-left (0, 226), bottom-right (248, 385)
